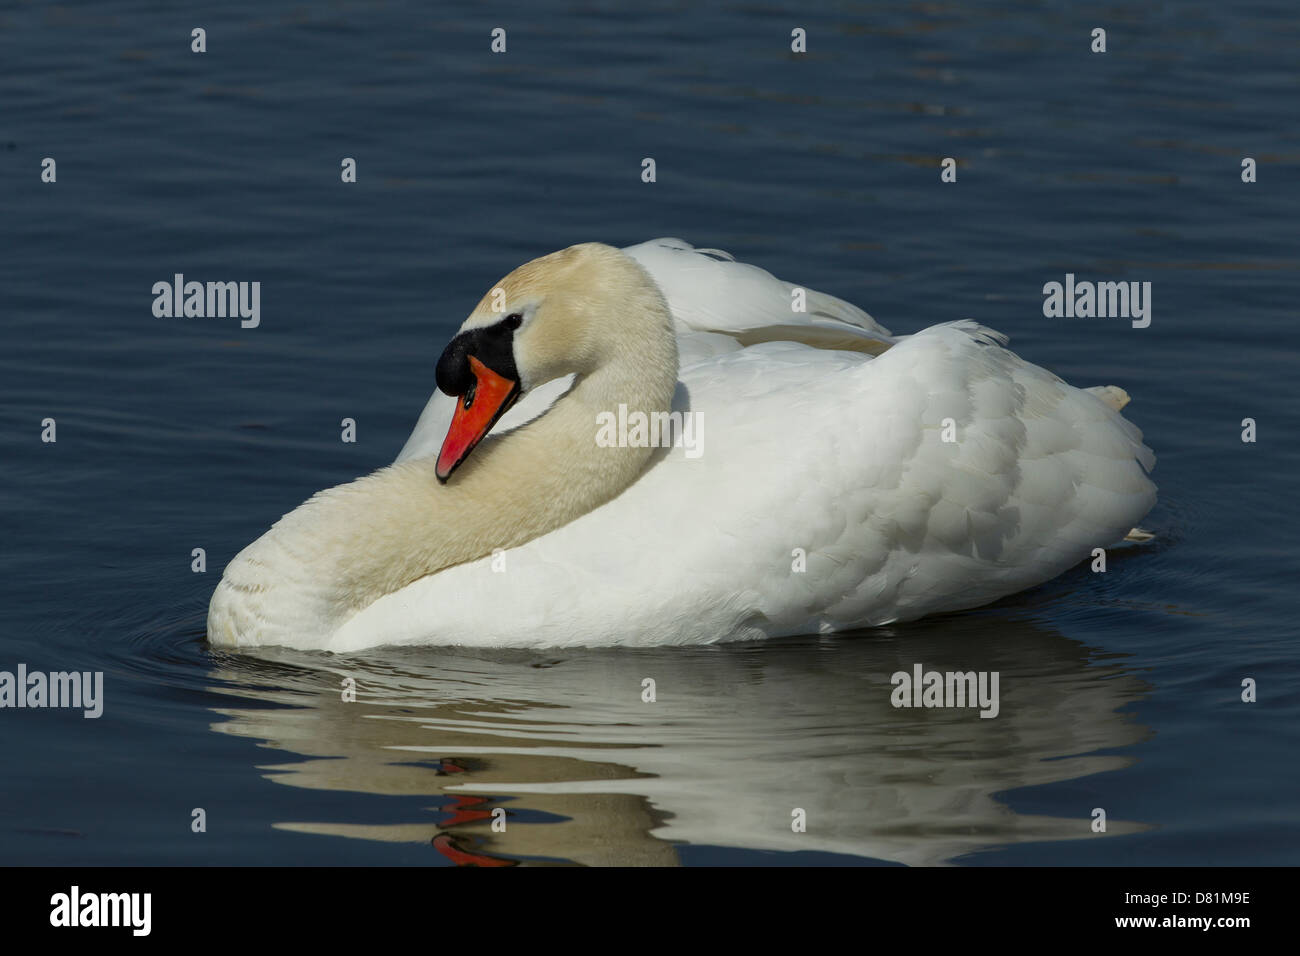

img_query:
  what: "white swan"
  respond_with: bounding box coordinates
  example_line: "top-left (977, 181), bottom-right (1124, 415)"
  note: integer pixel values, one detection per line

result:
top-left (207, 239), bottom-right (1156, 651)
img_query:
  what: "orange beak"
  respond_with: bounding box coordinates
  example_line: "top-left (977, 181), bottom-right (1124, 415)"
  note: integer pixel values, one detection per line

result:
top-left (436, 356), bottom-right (521, 482)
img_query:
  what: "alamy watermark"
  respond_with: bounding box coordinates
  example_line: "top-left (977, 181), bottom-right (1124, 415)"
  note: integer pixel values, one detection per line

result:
top-left (50, 886), bottom-right (150, 936)
top-left (0, 664), bottom-right (103, 718)
top-left (152, 274), bottom-right (260, 328)
top-left (890, 663), bottom-right (999, 718)
top-left (1042, 273), bottom-right (1151, 328)
top-left (595, 405), bottom-right (704, 458)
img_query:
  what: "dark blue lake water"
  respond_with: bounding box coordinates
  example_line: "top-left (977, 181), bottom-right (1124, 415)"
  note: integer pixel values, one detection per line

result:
top-left (2, 0), bottom-right (1298, 865)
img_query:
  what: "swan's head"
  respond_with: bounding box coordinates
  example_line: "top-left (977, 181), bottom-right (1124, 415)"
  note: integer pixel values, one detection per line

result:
top-left (433, 242), bottom-right (673, 482)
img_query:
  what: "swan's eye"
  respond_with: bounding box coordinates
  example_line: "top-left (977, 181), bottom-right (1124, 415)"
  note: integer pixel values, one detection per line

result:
top-left (502, 313), bottom-right (523, 331)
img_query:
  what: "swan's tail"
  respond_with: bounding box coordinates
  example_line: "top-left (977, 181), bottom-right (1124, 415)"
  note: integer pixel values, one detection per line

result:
top-left (1084, 385), bottom-right (1152, 543)
top-left (1085, 385), bottom-right (1131, 411)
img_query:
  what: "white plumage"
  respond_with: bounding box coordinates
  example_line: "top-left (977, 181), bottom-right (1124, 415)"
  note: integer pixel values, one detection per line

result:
top-left (284, 238), bottom-right (1156, 651)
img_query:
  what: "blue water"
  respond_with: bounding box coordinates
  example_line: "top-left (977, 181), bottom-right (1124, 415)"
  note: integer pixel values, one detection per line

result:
top-left (2, 0), bottom-right (1298, 865)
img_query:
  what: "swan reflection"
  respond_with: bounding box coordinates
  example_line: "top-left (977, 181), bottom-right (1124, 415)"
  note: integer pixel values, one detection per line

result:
top-left (208, 614), bottom-right (1151, 865)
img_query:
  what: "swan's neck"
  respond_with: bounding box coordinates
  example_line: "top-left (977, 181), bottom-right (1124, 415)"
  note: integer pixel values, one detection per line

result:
top-left (262, 334), bottom-right (678, 629)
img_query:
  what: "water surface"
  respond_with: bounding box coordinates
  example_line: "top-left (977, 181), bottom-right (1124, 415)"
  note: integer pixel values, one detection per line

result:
top-left (2, 0), bottom-right (1298, 865)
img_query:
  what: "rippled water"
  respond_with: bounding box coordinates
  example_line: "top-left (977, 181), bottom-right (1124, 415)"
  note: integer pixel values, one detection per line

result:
top-left (2, 1), bottom-right (1298, 864)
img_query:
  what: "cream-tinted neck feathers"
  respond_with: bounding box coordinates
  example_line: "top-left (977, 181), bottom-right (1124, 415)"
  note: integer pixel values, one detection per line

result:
top-left (209, 243), bottom-right (678, 640)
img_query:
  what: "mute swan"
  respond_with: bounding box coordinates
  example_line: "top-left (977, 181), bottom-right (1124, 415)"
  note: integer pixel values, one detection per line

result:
top-left (207, 239), bottom-right (1156, 651)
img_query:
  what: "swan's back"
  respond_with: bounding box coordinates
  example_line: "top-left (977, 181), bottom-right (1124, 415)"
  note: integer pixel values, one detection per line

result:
top-left (333, 319), bottom-right (1155, 650)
